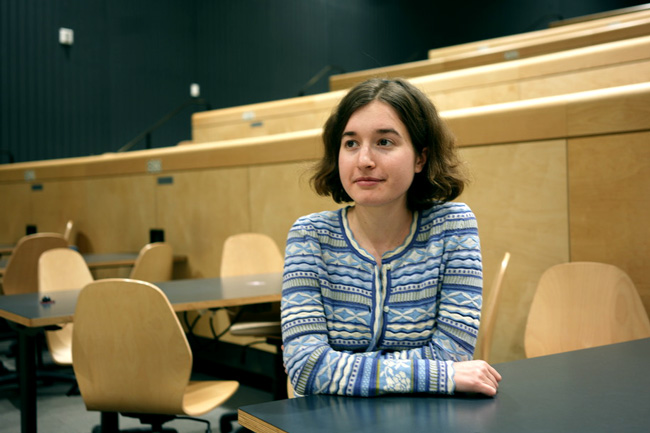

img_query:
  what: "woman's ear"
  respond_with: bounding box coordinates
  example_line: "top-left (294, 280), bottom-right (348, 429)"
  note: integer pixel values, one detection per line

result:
top-left (415, 148), bottom-right (428, 173)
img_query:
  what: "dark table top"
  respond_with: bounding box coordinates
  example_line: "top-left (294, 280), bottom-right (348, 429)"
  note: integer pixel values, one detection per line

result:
top-left (0, 272), bottom-right (282, 328)
top-left (0, 243), bottom-right (14, 255)
top-left (239, 338), bottom-right (650, 433)
top-left (0, 251), bottom-right (186, 275)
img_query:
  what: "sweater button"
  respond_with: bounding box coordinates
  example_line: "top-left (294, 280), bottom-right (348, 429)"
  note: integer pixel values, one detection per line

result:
top-left (383, 306), bottom-right (390, 313)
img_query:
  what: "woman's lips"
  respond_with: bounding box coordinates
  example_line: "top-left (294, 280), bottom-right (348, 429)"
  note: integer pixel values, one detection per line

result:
top-left (354, 177), bottom-right (383, 186)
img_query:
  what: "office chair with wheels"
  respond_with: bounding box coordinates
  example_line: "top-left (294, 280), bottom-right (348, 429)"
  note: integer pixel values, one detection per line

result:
top-left (130, 242), bottom-right (174, 283)
top-left (525, 261), bottom-right (650, 358)
top-left (72, 278), bottom-right (239, 433)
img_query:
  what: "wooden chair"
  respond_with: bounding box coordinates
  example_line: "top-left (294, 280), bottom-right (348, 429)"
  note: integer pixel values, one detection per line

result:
top-left (218, 233), bottom-right (285, 432)
top-left (72, 278), bottom-right (239, 432)
top-left (1, 233), bottom-right (68, 295)
top-left (524, 262), bottom-right (650, 358)
top-left (0, 234), bottom-right (69, 388)
top-left (39, 248), bottom-right (93, 367)
top-left (474, 251), bottom-right (511, 362)
top-left (62, 219), bottom-right (76, 246)
top-left (220, 233), bottom-right (284, 336)
top-left (129, 242), bottom-right (174, 282)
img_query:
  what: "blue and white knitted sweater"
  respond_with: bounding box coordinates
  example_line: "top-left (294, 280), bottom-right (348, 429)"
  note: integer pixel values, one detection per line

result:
top-left (281, 202), bottom-right (483, 397)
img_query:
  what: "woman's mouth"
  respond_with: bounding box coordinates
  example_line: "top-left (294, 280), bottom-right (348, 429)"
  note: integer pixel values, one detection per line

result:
top-left (354, 177), bottom-right (383, 186)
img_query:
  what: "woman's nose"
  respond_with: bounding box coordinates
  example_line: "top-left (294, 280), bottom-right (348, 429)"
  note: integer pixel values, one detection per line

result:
top-left (357, 145), bottom-right (375, 168)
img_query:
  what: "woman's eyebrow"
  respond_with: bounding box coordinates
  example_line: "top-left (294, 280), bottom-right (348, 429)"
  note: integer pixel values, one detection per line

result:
top-left (342, 128), bottom-right (401, 137)
top-left (377, 128), bottom-right (401, 136)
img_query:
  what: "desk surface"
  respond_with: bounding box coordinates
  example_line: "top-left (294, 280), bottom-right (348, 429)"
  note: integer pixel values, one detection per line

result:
top-left (0, 251), bottom-right (187, 275)
top-left (239, 338), bottom-right (650, 433)
top-left (0, 243), bottom-right (13, 255)
top-left (0, 272), bottom-right (282, 328)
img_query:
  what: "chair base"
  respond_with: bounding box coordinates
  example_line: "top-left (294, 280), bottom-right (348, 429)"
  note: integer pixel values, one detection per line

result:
top-left (95, 412), bottom-right (212, 433)
top-left (219, 412), bottom-right (252, 433)
top-left (92, 427), bottom-right (178, 433)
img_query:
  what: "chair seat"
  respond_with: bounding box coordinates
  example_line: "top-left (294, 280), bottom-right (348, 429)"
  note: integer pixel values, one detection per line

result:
top-left (229, 321), bottom-right (281, 337)
top-left (183, 380), bottom-right (240, 416)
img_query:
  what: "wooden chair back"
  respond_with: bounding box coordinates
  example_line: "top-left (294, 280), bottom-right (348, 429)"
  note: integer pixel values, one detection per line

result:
top-left (525, 262), bottom-right (650, 358)
top-left (72, 278), bottom-right (192, 414)
top-left (2, 233), bottom-right (68, 295)
top-left (220, 233), bottom-right (284, 277)
top-left (38, 248), bottom-right (93, 365)
top-left (129, 242), bottom-right (173, 282)
top-left (474, 251), bottom-right (511, 362)
top-left (62, 220), bottom-right (76, 246)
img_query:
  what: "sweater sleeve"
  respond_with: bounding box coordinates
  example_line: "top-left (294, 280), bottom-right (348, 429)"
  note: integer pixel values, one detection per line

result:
top-left (281, 209), bottom-right (481, 397)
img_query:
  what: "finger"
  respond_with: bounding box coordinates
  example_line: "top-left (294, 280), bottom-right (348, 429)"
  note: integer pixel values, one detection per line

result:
top-left (480, 381), bottom-right (498, 397)
top-left (483, 367), bottom-right (500, 389)
top-left (484, 372), bottom-right (499, 391)
top-left (488, 365), bottom-right (502, 382)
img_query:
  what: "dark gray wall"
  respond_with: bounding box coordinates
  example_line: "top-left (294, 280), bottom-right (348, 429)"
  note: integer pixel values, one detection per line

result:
top-left (1, 0), bottom-right (646, 163)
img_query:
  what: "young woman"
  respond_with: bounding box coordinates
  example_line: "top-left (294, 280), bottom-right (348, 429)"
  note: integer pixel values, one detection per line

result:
top-left (281, 78), bottom-right (501, 397)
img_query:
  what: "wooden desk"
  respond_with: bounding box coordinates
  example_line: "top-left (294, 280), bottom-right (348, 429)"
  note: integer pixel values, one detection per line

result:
top-left (0, 243), bottom-right (14, 256)
top-left (239, 338), bottom-right (650, 433)
top-left (0, 272), bottom-right (282, 433)
top-left (0, 252), bottom-right (187, 276)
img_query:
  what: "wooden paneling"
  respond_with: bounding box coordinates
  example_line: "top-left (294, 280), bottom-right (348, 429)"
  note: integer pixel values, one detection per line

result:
top-left (28, 179), bottom-right (87, 236)
top-left (0, 183), bottom-right (32, 243)
top-left (192, 92), bottom-right (344, 143)
top-left (0, 129), bottom-right (323, 183)
top-left (155, 168), bottom-right (251, 279)
top-left (518, 60), bottom-right (650, 101)
top-left (248, 161), bottom-right (337, 251)
top-left (566, 83), bottom-right (650, 136)
top-left (83, 175), bottom-right (156, 254)
top-left (459, 140), bottom-right (569, 363)
top-left (568, 131), bottom-right (650, 315)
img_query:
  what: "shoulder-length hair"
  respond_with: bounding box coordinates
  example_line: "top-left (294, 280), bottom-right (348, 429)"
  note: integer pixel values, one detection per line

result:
top-left (311, 78), bottom-right (467, 211)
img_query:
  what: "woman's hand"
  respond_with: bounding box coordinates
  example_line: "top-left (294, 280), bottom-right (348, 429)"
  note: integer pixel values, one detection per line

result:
top-left (453, 360), bottom-right (502, 396)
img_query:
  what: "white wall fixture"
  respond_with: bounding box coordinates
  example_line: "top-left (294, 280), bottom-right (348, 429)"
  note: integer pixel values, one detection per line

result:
top-left (59, 28), bottom-right (74, 46)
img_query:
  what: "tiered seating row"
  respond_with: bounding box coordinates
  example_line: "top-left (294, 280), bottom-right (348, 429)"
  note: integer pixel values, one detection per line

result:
top-left (329, 10), bottom-right (650, 90)
top-left (192, 35), bottom-right (650, 142)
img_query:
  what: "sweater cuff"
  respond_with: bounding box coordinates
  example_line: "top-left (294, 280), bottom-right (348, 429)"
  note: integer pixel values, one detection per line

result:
top-left (417, 359), bottom-right (455, 394)
top-left (446, 360), bottom-right (456, 394)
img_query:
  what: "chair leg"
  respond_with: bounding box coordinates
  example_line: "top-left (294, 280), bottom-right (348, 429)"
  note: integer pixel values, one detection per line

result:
top-left (219, 413), bottom-right (238, 433)
top-left (98, 412), bottom-right (119, 433)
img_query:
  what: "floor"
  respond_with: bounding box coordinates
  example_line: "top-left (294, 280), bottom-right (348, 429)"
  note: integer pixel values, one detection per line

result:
top-left (0, 339), bottom-right (274, 433)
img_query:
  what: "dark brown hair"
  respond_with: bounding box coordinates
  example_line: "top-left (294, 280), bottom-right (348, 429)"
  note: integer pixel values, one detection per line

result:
top-left (311, 78), bottom-right (467, 211)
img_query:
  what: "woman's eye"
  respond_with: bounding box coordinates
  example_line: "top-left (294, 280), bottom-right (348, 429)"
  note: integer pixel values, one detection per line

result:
top-left (378, 139), bottom-right (392, 146)
top-left (343, 140), bottom-right (358, 148)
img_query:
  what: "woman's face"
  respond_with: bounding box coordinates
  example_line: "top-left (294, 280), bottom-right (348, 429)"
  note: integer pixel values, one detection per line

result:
top-left (338, 100), bottom-right (426, 210)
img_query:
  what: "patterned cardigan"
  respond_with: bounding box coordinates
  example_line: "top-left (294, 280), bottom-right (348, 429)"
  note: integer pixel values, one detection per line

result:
top-left (281, 202), bottom-right (483, 397)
